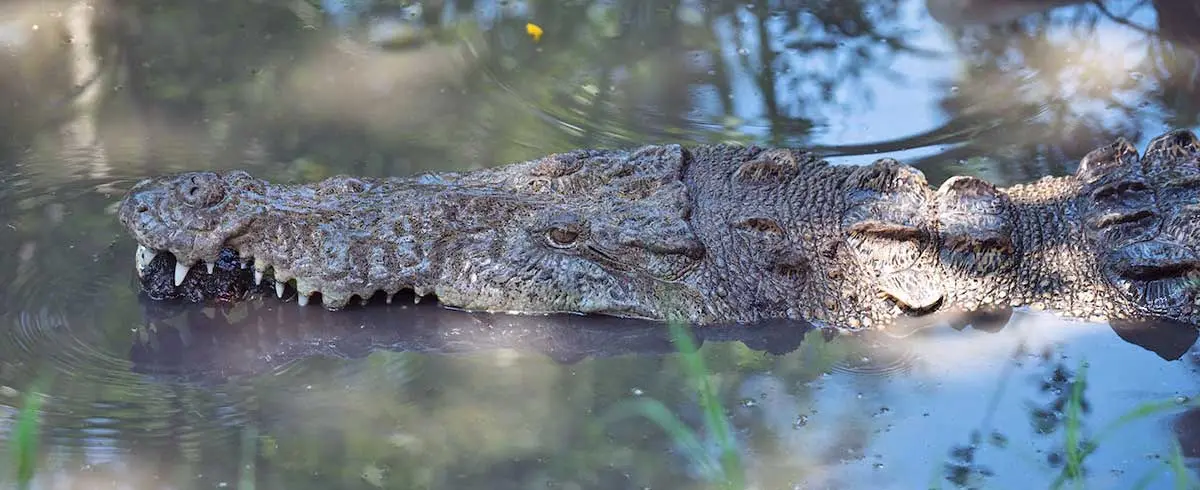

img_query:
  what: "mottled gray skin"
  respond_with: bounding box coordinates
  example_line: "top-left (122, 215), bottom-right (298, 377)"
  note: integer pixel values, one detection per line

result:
top-left (118, 130), bottom-right (1200, 330)
top-left (923, 129), bottom-right (1200, 330)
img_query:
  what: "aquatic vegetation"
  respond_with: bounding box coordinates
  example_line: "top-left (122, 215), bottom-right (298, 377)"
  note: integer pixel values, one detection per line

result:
top-left (7, 387), bottom-right (43, 490)
top-left (1051, 366), bottom-right (1200, 490)
top-left (936, 357), bottom-right (1200, 490)
top-left (602, 321), bottom-right (745, 490)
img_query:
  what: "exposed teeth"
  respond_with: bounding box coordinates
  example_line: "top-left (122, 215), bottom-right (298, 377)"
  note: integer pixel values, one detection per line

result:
top-left (134, 245), bottom-right (156, 278)
top-left (254, 261), bottom-right (269, 285)
top-left (134, 245), bottom-right (402, 312)
top-left (174, 262), bottom-right (191, 286)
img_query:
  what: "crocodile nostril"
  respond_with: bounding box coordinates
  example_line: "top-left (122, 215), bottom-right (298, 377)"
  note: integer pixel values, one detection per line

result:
top-left (136, 204), bottom-right (149, 213)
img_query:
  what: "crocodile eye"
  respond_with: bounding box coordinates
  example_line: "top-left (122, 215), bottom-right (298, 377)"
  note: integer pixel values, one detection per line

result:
top-left (542, 210), bottom-right (588, 248)
top-left (543, 212), bottom-right (587, 249)
top-left (547, 227), bottom-right (581, 248)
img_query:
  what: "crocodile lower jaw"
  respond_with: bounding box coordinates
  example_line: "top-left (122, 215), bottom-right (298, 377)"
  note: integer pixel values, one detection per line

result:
top-left (132, 244), bottom-right (435, 309)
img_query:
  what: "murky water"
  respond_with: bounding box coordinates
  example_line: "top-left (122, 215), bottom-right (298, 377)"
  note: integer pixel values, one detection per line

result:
top-left (1, 0), bottom-right (1199, 488)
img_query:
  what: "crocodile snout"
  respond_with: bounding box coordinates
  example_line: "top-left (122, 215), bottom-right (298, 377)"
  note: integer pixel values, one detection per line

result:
top-left (118, 178), bottom-right (155, 229)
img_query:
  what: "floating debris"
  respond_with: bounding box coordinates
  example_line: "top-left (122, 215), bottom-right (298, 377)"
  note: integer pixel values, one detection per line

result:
top-left (526, 23), bottom-right (543, 42)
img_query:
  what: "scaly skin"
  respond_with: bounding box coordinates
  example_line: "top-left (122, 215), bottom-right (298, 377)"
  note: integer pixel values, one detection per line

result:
top-left (118, 131), bottom-right (1200, 330)
top-left (931, 130), bottom-right (1200, 327)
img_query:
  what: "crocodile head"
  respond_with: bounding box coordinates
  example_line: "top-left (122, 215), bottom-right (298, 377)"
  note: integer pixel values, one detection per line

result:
top-left (119, 171), bottom-right (266, 269)
top-left (118, 146), bottom-right (713, 321)
top-left (1077, 129), bottom-right (1200, 324)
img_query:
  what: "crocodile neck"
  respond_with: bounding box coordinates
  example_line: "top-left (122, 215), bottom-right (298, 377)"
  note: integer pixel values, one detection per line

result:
top-left (952, 175), bottom-right (1140, 322)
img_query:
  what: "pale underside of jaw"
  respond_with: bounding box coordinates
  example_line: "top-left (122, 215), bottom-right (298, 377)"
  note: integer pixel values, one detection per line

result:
top-left (133, 243), bottom-right (429, 308)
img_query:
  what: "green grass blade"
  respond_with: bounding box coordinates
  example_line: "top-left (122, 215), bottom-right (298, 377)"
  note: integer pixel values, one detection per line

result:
top-left (667, 321), bottom-right (744, 489)
top-left (11, 389), bottom-right (44, 490)
top-left (1096, 398), bottom-right (1199, 442)
top-left (1070, 397), bottom-right (1199, 465)
top-left (602, 398), bottom-right (713, 472)
top-left (1063, 361), bottom-right (1086, 485)
top-left (1167, 440), bottom-right (1194, 490)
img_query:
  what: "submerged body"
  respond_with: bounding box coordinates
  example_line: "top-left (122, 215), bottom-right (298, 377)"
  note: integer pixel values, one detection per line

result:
top-left (118, 130), bottom-right (1200, 330)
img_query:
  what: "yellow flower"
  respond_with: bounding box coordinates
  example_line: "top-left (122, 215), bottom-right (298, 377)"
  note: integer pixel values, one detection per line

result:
top-left (526, 23), bottom-right (543, 42)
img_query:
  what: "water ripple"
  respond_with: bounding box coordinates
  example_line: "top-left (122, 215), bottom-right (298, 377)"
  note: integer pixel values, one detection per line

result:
top-left (828, 334), bottom-right (920, 378)
top-left (0, 167), bottom-right (267, 450)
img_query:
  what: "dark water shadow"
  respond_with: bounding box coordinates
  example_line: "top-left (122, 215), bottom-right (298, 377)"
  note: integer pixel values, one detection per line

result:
top-left (128, 293), bottom-right (819, 382)
top-left (1110, 318), bottom-right (1200, 362)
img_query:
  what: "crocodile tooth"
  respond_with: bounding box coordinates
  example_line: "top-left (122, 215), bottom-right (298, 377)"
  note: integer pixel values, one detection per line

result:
top-left (134, 245), bottom-right (156, 278)
top-left (386, 294), bottom-right (394, 304)
top-left (275, 281), bottom-right (286, 298)
top-left (205, 262), bottom-right (215, 274)
top-left (254, 262), bottom-right (270, 285)
top-left (297, 293), bottom-right (310, 307)
top-left (174, 262), bottom-right (190, 286)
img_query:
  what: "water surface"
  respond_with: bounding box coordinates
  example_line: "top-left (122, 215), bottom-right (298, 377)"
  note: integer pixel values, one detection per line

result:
top-left (1, 0), bottom-right (1199, 488)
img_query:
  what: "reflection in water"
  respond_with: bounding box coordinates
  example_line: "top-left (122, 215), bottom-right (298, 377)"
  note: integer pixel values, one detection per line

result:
top-left (1, 0), bottom-right (1200, 488)
top-left (826, 333), bottom-right (920, 378)
top-left (128, 295), bottom-right (815, 379)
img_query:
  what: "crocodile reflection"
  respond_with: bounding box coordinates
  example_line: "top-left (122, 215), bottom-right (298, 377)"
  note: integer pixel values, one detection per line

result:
top-left (130, 294), bottom-right (1198, 382)
top-left (129, 295), bottom-right (821, 379)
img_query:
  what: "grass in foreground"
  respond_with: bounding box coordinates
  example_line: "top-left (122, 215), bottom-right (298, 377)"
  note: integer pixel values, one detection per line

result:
top-left (602, 321), bottom-right (745, 490)
top-left (8, 387), bottom-right (44, 490)
top-left (933, 356), bottom-right (1199, 490)
top-left (1052, 360), bottom-right (1198, 490)
top-left (602, 325), bottom-right (1199, 490)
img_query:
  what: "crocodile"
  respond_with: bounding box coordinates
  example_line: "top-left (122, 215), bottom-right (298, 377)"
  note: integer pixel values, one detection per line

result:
top-left (117, 130), bottom-right (1200, 331)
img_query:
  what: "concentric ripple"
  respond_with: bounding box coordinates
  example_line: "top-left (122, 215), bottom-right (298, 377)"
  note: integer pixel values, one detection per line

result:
top-left (0, 172), bottom-right (273, 452)
top-left (827, 331), bottom-right (921, 378)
